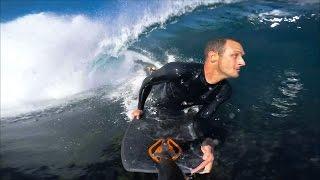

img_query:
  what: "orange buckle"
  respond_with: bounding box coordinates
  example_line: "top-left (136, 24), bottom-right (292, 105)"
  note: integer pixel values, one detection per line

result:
top-left (147, 138), bottom-right (182, 163)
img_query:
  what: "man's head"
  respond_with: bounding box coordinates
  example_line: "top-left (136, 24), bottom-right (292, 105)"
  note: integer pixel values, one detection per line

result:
top-left (204, 38), bottom-right (246, 78)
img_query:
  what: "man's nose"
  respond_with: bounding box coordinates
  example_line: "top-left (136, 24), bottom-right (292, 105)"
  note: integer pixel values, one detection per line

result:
top-left (238, 56), bottom-right (246, 66)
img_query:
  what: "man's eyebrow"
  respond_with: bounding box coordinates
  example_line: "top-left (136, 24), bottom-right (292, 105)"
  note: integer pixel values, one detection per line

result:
top-left (233, 50), bottom-right (245, 55)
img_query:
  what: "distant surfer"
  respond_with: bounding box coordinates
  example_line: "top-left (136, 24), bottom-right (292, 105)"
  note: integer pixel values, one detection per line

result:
top-left (131, 38), bottom-right (246, 134)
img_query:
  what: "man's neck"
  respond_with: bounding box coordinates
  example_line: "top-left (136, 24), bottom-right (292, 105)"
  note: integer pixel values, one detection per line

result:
top-left (204, 60), bottom-right (226, 84)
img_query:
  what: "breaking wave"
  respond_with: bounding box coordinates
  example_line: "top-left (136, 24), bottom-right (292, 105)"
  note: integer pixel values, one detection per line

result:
top-left (1, 0), bottom-right (238, 117)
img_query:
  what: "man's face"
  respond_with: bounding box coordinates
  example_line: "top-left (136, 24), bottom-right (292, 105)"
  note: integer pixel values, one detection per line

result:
top-left (218, 40), bottom-right (246, 78)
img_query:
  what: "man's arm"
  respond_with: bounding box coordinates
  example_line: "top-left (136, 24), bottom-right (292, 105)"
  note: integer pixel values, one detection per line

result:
top-left (196, 81), bottom-right (232, 119)
top-left (137, 62), bottom-right (185, 111)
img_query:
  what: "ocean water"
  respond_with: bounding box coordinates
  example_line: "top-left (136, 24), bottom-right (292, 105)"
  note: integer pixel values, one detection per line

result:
top-left (1, 0), bottom-right (319, 179)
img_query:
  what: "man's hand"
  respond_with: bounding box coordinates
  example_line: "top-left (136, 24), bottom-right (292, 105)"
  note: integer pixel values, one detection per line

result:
top-left (131, 109), bottom-right (143, 120)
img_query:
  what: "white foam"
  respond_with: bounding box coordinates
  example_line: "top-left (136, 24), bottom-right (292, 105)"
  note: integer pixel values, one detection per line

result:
top-left (1, 13), bottom-right (106, 113)
top-left (258, 10), bottom-right (290, 17)
top-left (165, 51), bottom-right (177, 63)
top-left (283, 16), bottom-right (300, 22)
top-left (252, 9), bottom-right (303, 28)
top-left (270, 22), bottom-right (280, 28)
top-left (270, 18), bottom-right (283, 22)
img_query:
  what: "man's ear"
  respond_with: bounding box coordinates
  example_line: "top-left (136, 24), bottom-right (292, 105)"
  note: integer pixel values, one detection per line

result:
top-left (208, 50), bottom-right (219, 63)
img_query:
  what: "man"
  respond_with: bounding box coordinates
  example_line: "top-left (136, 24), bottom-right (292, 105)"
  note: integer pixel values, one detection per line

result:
top-left (132, 38), bottom-right (245, 127)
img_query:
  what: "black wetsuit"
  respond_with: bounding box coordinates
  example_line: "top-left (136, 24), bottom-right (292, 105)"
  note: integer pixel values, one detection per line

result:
top-left (138, 62), bottom-right (232, 120)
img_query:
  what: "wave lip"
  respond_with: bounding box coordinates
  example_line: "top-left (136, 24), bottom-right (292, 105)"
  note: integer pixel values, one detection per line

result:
top-left (97, 0), bottom-right (239, 57)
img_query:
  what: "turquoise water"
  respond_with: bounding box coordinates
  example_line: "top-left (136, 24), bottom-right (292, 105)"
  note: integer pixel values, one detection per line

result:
top-left (1, 0), bottom-right (319, 179)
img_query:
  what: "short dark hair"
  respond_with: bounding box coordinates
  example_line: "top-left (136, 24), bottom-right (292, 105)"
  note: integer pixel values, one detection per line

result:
top-left (204, 38), bottom-right (239, 59)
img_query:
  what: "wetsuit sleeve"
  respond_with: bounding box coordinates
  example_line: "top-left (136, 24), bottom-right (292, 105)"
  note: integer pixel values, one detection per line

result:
top-left (137, 62), bottom-right (184, 110)
top-left (196, 82), bottom-right (232, 119)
